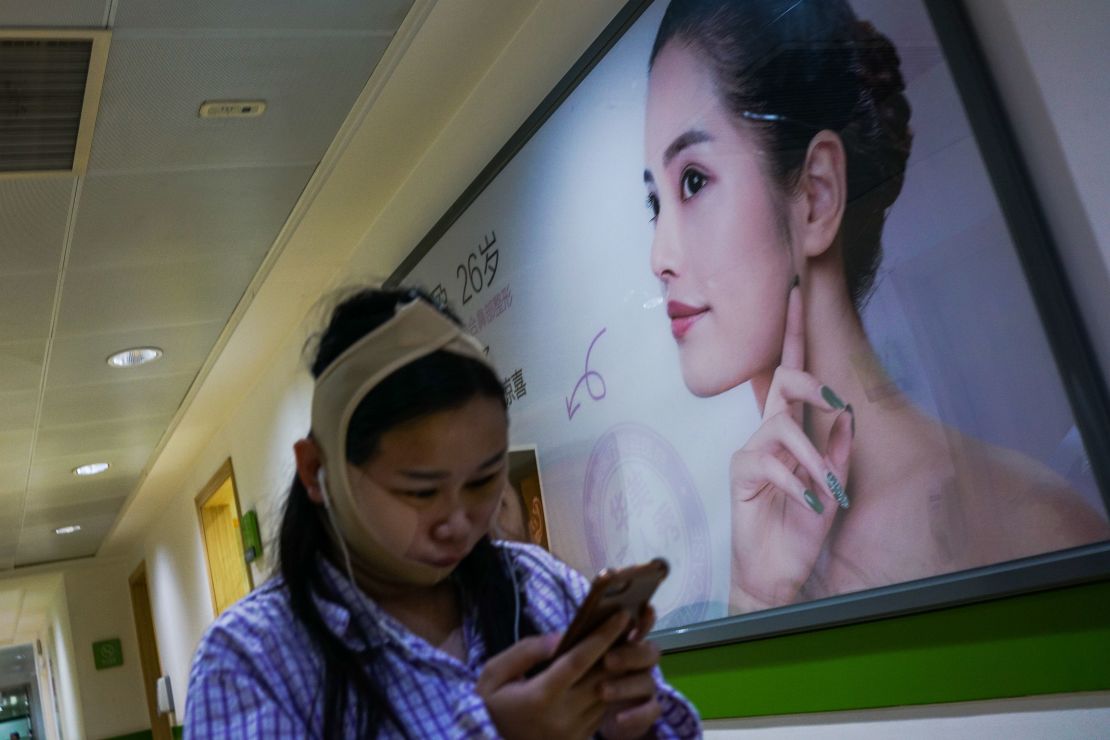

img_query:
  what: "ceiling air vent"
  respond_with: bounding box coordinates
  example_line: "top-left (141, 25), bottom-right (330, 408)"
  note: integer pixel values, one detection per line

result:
top-left (0, 30), bottom-right (110, 176)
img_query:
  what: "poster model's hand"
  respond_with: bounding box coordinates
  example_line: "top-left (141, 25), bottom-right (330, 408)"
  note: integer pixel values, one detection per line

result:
top-left (728, 282), bottom-right (854, 613)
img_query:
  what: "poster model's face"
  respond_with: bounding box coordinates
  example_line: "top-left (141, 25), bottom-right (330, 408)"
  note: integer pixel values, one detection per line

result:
top-left (644, 42), bottom-right (795, 398)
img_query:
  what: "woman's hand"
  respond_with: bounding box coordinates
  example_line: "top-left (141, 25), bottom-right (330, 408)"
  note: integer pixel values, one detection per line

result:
top-left (598, 606), bottom-right (662, 740)
top-left (477, 611), bottom-right (630, 739)
top-left (729, 284), bottom-right (855, 613)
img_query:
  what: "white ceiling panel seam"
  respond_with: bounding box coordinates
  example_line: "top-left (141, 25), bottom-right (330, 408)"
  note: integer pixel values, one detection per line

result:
top-left (13, 177), bottom-right (82, 563)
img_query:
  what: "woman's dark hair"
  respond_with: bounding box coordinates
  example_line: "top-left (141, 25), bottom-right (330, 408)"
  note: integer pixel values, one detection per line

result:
top-left (651, 0), bottom-right (913, 308)
top-left (278, 287), bottom-right (536, 738)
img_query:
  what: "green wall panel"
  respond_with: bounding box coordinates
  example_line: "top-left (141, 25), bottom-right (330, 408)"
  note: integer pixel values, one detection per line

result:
top-left (659, 579), bottom-right (1110, 720)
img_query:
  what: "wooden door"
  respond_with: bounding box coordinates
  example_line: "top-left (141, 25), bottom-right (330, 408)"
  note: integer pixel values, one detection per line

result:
top-left (129, 562), bottom-right (172, 740)
top-left (195, 460), bottom-right (253, 616)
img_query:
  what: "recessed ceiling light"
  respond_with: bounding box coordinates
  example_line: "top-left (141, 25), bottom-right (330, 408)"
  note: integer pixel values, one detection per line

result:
top-left (55, 525), bottom-right (81, 535)
top-left (72, 462), bottom-right (109, 477)
top-left (106, 347), bottom-right (163, 368)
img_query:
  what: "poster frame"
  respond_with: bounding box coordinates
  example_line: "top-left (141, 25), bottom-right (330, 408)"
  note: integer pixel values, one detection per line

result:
top-left (388, 0), bottom-right (1110, 652)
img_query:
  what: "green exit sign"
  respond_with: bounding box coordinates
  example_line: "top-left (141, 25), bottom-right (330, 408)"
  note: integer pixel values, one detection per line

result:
top-left (92, 638), bottom-right (123, 670)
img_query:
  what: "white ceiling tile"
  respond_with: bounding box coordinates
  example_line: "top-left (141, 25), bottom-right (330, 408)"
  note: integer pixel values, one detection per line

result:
top-left (0, 431), bottom-right (31, 467)
top-left (0, 530), bottom-right (18, 549)
top-left (28, 454), bottom-right (147, 505)
top-left (14, 624), bottom-right (45, 644)
top-left (0, 178), bottom-right (72, 275)
top-left (17, 613), bottom-right (49, 630)
top-left (16, 612), bottom-right (47, 630)
top-left (0, 539), bottom-right (18, 559)
top-left (0, 392), bottom-right (38, 433)
top-left (35, 415), bottom-right (170, 460)
top-left (0, 272), bottom-right (56, 343)
top-left (46, 320), bottom-right (222, 389)
top-left (33, 438), bottom-right (157, 476)
top-left (23, 495), bottom-right (125, 529)
top-left (16, 589), bottom-right (53, 611)
top-left (29, 445), bottom-right (152, 490)
top-left (0, 0), bottom-right (107, 26)
top-left (14, 546), bottom-right (90, 568)
top-left (0, 464), bottom-right (27, 496)
top-left (39, 371), bottom-right (196, 427)
top-left (88, 34), bottom-right (391, 171)
top-left (18, 612), bottom-right (48, 629)
top-left (114, 0), bottom-right (413, 31)
top-left (15, 515), bottom-right (113, 566)
top-left (0, 340), bottom-right (45, 394)
top-left (25, 477), bottom-right (132, 508)
top-left (27, 474), bottom-right (144, 514)
top-left (54, 256), bottom-right (259, 336)
top-left (69, 166), bottom-right (315, 268)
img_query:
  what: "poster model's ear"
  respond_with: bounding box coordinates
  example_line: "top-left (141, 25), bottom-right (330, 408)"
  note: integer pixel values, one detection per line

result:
top-left (795, 130), bottom-right (847, 260)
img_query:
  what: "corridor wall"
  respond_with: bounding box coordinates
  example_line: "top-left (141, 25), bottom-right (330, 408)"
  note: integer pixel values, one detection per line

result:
top-left (63, 561), bottom-right (150, 738)
top-left (125, 0), bottom-right (1109, 732)
top-left (44, 583), bottom-right (83, 740)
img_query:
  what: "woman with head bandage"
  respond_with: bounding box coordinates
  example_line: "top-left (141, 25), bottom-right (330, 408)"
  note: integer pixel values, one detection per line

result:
top-left (184, 288), bottom-right (700, 739)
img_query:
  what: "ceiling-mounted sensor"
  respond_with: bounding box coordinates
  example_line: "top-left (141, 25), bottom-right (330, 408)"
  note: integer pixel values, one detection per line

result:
top-left (198, 100), bottom-right (267, 119)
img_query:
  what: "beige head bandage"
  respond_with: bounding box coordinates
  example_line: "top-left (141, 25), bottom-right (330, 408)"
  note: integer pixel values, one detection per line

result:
top-left (311, 298), bottom-right (494, 585)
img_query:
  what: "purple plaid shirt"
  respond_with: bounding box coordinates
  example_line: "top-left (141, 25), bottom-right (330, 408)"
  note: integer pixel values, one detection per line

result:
top-left (185, 541), bottom-right (701, 738)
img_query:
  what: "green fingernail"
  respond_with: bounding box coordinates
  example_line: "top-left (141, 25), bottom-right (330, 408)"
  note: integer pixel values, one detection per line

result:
top-left (826, 471), bottom-right (850, 509)
top-left (846, 403), bottom-right (856, 437)
top-left (803, 489), bottom-right (824, 514)
top-left (821, 385), bottom-right (846, 410)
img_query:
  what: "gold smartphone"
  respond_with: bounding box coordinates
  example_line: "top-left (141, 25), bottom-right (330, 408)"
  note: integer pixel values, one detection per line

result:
top-left (553, 558), bottom-right (670, 658)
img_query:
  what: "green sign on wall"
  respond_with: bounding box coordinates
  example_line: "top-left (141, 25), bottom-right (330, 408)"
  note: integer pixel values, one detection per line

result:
top-left (92, 638), bottom-right (123, 670)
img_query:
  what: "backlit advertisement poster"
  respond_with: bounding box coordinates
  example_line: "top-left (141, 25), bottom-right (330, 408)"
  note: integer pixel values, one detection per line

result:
top-left (398, 0), bottom-right (1110, 639)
